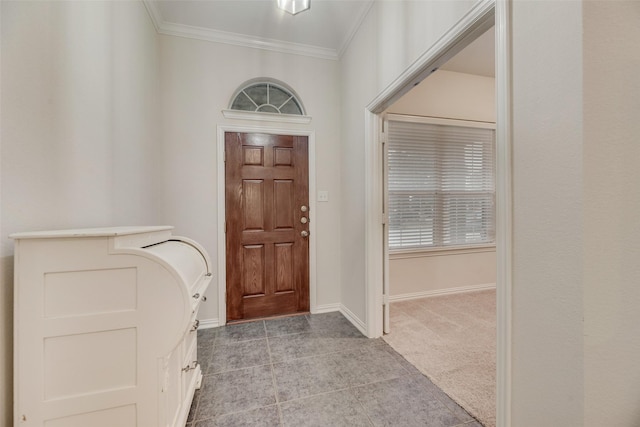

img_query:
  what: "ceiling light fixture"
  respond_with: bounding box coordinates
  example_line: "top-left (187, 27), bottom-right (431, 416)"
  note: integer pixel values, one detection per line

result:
top-left (277, 0), bottom-right (310, 15)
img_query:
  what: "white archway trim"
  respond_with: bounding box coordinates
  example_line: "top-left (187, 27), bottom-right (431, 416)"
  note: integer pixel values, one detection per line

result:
top-left (363, 0), bottom-right (511, 426)
top-left (216, 125), bottom-right (318, 326)
top-left (221, 109), bottom-right (312, 124)
top-left (366, 0), bottom-right (495, 113)
top-left (494, 1), bottom-right (512, 425)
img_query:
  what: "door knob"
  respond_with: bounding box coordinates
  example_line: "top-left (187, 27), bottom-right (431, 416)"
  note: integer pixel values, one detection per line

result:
top-left (300, 217), bottom-right (308, 224)
top-left (301, 230), bottom-right (309, 237)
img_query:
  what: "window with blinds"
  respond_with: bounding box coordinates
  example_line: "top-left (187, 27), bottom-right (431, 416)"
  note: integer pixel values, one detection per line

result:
top-left (387, 118), bottom-right (495, 251)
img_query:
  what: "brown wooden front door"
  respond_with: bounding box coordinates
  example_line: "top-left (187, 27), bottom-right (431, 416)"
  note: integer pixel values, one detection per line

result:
top-left (225, 132), bottom-right (310, 322)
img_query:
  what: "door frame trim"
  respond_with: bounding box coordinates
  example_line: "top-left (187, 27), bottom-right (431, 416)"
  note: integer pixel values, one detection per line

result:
top-left (216, 125), bottom-right (317, 325)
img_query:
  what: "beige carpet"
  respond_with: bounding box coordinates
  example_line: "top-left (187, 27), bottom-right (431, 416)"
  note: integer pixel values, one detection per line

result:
top-left (383, 289), bottom-right (496, 427)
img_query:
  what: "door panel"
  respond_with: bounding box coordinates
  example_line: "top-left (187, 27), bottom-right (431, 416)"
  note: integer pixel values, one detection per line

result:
top-left (274, 180), bottom-right (294, 229)
top-left (242, 245), bottom-right (265, 296)
top-left (243, 180), bottom-right (265, 230)
top-left (275, 243), bottom-right (294, 292)
top-left (226, 132), bottom-right (309, 321)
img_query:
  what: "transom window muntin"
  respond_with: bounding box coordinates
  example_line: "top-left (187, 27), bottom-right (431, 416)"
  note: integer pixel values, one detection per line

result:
top-left (230, 80), bottom-right (305, 116)
top-left (387, 116), bottom-right (496, 251)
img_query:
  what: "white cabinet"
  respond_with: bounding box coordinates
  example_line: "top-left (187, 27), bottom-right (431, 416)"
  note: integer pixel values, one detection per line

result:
top-left (12, 226), bottom-right (212, 427)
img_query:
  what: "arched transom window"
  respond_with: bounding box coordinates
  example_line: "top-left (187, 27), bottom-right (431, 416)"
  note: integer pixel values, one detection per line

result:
top-left (229, 79), bottom-right (306, 116)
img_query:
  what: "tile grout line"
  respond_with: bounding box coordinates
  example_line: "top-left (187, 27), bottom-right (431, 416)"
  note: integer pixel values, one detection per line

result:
top-left (271, 368), bottom-right (409, 408)
top-left (190, 404), bottom-right (281, 425)
top-left (412, 372), bottom-right (477, 425)
top-left (203, 360), bottom-right (272, 376)
top-left (190, 330), bottom-right (217, 424)
top-left (347, 386), bottom-right (376, 427)
top-left (200, 314), bottom-right (472, 426)
top-left (264, 321), bottom-right (285, 427)
top-left (188, 331), bottom-right (212, 425)
top-left (278, 384), bottom-right (353, 405)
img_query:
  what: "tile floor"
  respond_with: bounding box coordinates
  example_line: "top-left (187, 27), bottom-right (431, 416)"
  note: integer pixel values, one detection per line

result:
top-left (187, 312), bottom-right (481, 427)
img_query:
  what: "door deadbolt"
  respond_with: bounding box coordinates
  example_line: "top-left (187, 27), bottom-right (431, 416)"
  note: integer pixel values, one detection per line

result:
top-left (301, 205), bottom-right (308, 212)
top-left (300, 217), bottom-right (308, 224)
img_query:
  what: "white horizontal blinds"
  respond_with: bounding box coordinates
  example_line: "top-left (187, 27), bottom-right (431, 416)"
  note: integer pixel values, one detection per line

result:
top-left (387, 119), bottom-right (495, 250)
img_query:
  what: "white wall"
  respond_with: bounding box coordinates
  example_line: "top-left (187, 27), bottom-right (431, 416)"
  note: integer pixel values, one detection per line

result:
top-left (504, 0), bottom-right (640, 425)
top-left (159, 36), bottom-right (342, 323)
top-left (0, 2), bottom-right (160, 424)
top-left (390, 249), bottom-right (496, 298)
top-left (342, 0), bottom-right (640, 425)
top-left (339, 0), bottom-right (475, 325)
top-left (112, 3), bottom-right (162, 225)
top-left (338, 3), bottom-right (377, 325)
top-left (583, 2), bottom-right (640, 425)
top-left (510, 1), bottom-right (584, 424)
top-left (375, 0), bottom-right (477, 93)
top-left (386, 70), bottom-right (496, 298)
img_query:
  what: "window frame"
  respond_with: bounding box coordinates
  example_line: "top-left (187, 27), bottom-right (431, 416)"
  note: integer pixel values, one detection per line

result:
top-left (385, 114), bottom-right (496, 254)
top-left (222, 78), bottom-right (312, 124)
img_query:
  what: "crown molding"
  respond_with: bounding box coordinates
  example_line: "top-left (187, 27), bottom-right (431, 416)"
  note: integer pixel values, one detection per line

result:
top-left (143, 0), bottom-right (373, 61)
top-left (160, 22), bottom-right (338, 60)
top-left (143, 0), bottom-right (339, 61)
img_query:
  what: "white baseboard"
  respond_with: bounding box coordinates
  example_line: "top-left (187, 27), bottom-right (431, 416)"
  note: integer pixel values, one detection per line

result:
top-left (389, 283), bottom-right (496, 302)
top-left (339, 304), bottom-right (367, 336)
top-left (307, 303), bottom-right (368, 336)
top-left (313, 303), bottom-right (340, 314)
top-left (198, 318), bottom-right (220, 329)
top-left (200, 304), bottom-right (342, 328)
top-left (197, 302), bottom-right (371, 336)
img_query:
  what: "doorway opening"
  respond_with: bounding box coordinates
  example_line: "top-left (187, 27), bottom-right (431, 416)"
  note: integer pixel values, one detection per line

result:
top-left (380, 26), bottom-right (497, 427)
top-left (363, 0), bottom-right (511, 426)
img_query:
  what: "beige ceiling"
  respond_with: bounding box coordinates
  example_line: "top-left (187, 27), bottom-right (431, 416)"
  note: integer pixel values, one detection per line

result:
top-left (145, 0), bottom-right (494, 75)
top-left (440, 27), bottom-right (495, 78)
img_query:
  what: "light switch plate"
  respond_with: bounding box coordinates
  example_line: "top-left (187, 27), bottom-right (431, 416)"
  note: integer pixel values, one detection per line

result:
top-left (317, 191), bottom-right (329, 202)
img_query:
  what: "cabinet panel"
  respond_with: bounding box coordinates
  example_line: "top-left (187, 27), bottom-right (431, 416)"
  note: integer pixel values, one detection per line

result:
top-left (44, 268), bottom-right (137, 318)
top-left (12, 227), bottom-right (212, 427)
top-left (44, 328), bottom-right (136, 400)
top-left (44, 404), bottom-right (136, 427)
top-left (162, 347), bottom-right (183, 427)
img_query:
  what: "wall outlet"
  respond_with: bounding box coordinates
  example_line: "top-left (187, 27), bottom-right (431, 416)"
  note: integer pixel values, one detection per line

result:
top-left (317, 191), bottom-right (329, 202)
